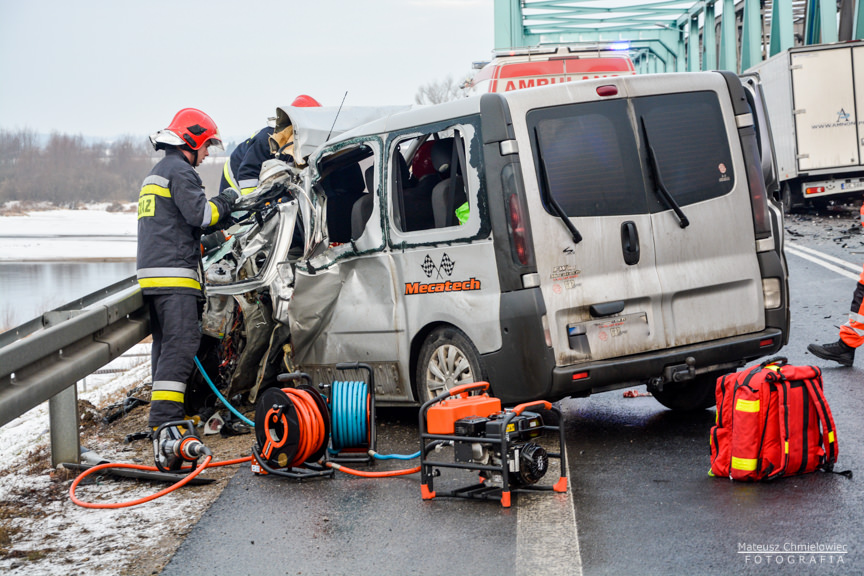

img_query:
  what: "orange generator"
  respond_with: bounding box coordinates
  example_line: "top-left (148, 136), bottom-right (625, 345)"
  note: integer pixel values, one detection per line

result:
top-left (419, 381), bottom-right (568, 507)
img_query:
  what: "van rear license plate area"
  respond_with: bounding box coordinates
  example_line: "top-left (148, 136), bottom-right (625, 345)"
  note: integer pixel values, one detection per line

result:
top-left (567, 313), bottom-right (650, 359)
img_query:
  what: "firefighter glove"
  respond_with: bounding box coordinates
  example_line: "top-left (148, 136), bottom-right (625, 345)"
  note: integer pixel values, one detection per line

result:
top-left (218, 187), bottom-right (239, 206)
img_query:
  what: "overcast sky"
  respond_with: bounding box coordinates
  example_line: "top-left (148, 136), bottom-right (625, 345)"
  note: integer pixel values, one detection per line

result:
top-left (0, 0), bottom-right (494, 143)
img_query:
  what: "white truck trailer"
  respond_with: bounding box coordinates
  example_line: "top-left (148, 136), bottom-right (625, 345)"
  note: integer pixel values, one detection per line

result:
top-left (747, 41), bottom-right (864, 211)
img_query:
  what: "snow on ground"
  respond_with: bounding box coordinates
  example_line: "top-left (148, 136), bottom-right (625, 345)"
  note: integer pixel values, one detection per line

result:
top-left (0, 204), bottom-right (137, 261)
top-left (0, 347), bottom-right (207, 576)
top-left (0, 204), bottom-right (224, 575)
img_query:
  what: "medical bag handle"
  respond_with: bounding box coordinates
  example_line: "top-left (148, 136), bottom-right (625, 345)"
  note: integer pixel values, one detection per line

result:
top-left (759, 356), bottom-right (787, 370)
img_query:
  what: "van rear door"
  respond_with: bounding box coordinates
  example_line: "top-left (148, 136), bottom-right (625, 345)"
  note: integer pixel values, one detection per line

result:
top-left (515, 74), bottom-right (764, 366)
top-left (630, 74), bottom-right (765, 347)
top-left (524, 87), bottom-right (667, 365)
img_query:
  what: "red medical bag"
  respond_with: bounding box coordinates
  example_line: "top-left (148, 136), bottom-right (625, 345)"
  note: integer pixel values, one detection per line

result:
top-left (709, 357), bottom-right (839, 481)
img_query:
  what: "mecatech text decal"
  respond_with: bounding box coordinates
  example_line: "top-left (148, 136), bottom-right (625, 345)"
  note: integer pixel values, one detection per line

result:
top-left (405, 278), bottom-right (481, 295)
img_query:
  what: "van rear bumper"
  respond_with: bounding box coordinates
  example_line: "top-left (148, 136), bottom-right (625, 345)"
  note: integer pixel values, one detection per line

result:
top-left (549, 328), bottom-right (785, 400)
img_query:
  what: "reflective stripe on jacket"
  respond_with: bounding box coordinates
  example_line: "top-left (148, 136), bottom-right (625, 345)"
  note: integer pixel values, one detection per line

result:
top-left (219, 127), bottom-right (274, 195)
top-left (137, 148), bottom-right (232, 295)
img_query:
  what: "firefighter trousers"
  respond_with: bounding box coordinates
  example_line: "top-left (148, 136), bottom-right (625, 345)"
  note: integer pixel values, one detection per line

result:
top-left (839, 265), bottom-right (864, 349)
top-left (147, 293), bottom-right (202, 427)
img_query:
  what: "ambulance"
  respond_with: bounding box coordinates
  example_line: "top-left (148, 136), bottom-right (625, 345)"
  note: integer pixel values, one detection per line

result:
top-left (470, 44), bottom-right (636, 93)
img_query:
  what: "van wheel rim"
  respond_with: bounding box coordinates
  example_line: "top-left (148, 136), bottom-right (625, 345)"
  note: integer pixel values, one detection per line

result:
top-left (425, 344), bottom-right (474, 399)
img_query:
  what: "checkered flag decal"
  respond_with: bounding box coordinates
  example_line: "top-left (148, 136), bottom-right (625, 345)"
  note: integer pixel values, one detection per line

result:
top-left (439, 253), bottom-right (454, 276)
top-left (420, 253), bottom-right (455, 279)
top-left (421, 255), bottom-right (436, 278)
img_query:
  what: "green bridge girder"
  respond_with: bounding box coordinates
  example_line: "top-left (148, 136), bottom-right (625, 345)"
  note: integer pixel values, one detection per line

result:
top-left (493, 0), bottom-right (864, 74)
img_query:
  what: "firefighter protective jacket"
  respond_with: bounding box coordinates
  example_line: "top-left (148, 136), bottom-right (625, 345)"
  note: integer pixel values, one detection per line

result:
top-left (219, 126), bottom-right (275, 195)
top-left (137, 148), bottom-right (233, 295)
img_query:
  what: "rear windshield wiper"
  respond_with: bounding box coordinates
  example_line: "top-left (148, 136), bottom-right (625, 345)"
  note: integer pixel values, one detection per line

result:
top-left (640, 117), bottom-right (689, 229)
top-left (534, 128), bottom-right (582, 245)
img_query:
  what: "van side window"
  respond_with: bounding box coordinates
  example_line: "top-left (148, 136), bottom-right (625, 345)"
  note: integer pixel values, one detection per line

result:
top-left (391, 128), bottom-right (469, 232)
top-left (318, 144), bottom-right (376, 244)
top-left (634, 91), bottom-right (734, 208)
top-left (529, 100), bottom-right (648, 217)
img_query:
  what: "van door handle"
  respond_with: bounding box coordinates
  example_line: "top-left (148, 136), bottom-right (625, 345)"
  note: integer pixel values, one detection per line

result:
top-left (590, 301), bottom-right (626, 317)
top-left (621, 221), bottom-right (640, 265)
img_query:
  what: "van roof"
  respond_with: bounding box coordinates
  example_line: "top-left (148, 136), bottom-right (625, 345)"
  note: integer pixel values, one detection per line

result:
top-left (322, 71), bottom-right (725, 150)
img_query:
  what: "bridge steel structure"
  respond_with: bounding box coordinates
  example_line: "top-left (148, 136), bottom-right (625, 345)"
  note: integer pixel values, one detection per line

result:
top-left (494, 0), bottom-right (864, 74)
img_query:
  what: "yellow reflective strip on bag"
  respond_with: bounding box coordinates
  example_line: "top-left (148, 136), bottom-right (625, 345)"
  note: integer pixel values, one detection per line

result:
top-left (208, 201), bottom-right (220, 226)
top-left (151, 391), bottom-right (185, 403)
top-left (829, 431), bottom-right (835, 443)
top-left (137, 277), bottom-right (202, 290)
top-left (140, 184), bottom-right (171, 198)
top-left (785, 441), bottom-right (789, 454)
top-left (731, 456), bottom-right (758, 471)
top-left (735, 398), bottom-right (760, 413)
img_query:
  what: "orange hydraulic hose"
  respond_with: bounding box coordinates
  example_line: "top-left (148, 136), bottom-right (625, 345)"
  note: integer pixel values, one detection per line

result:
top-left (283, 388), bottom-right (325, 467)
top-left (326, 462), bottom-right (420, 477)
top-left (69, 455), bottom-right (253, 509)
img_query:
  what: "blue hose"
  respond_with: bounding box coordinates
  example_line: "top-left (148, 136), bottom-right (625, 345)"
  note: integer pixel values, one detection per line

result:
top-left (194, 356), bottom-right (255, 427)
top-left (331, 380), bottom-right (367, 449)
top-left (372, 451), bottom-right (420, 460)
top-left (329, 380), bottom-right (419, 460)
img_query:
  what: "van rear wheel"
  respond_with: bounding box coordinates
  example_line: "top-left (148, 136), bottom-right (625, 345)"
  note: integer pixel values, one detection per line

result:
top-left (415, 327), bottom-right (484, 404)
top-left (651, 372), bottom-right (723, 411)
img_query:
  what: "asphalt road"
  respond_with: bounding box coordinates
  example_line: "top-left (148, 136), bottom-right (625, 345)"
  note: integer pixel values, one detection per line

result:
top-left (163, 211), bottom-right (864, 576)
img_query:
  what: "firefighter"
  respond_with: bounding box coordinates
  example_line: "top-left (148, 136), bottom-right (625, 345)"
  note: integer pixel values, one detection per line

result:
top-left (138, 108), bottom-right (238, 470)
top-left (219, 94), bottom-right (322, 196)
top-left (808, 202), bottom-right (864, 366)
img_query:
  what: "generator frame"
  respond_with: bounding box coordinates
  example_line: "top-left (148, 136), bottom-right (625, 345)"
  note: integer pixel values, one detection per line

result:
top-left (419, 382), bottom-right (568, 508)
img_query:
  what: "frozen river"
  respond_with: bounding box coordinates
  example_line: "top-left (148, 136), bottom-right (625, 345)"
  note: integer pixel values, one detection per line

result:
top-left (0, 206), bottom-right (138, 330)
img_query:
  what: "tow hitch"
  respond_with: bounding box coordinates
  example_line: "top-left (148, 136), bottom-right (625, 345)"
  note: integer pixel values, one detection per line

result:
top-left (648, 357), bottom-right (696, 393)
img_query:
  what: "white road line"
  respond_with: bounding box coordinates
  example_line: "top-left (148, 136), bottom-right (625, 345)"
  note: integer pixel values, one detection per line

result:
top-left (513, 241), bottom-right (856, 576)
top-left (785, 245), bottom-right (860, 282)
top-left (516, 463), bottom-right (581, 575)
top-left (786, 242), bottom-right (861, 272)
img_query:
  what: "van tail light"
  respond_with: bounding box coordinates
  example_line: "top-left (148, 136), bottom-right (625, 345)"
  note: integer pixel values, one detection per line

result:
top-left (509, 193), bottom-right (533, 266)
top-left (502, 163), bottom-right (535, 268)
top-left (741, 130), bottom-right (772, 239)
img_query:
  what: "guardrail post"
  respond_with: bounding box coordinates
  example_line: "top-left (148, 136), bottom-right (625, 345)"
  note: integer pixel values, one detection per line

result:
top-left (49, 384), bottom-right (80, 466)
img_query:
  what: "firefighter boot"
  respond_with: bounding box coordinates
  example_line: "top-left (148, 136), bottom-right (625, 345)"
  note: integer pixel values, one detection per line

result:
top-left (807, 340), bottom-right (855, 367)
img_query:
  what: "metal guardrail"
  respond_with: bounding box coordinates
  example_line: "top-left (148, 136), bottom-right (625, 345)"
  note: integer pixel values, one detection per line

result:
top-left (0, 275), bottom-right (150, 465)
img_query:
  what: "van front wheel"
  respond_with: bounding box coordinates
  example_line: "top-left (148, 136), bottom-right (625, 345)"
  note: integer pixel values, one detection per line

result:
top-left (415, 327), bottom-right (484, 404)
top-left (650, 372), bottom-right (723, 411)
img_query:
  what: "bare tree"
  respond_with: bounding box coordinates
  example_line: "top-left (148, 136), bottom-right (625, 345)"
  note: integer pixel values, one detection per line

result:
top-left (0, 129), bottom-right (153, 205)
top-left (414, 75), bottom-right (474, 105)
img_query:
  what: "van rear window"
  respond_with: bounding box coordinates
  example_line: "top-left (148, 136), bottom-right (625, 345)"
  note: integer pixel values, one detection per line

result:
top-left (634, 92), bottom-right (734, 208)
top-left (530, 99), bottom-right (647, 217)
top-left (529, 91), bottom-right (734, 218)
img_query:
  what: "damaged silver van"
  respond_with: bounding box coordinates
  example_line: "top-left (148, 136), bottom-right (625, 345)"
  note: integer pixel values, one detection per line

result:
top-left (195, 70), bottom-right (789, 412)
